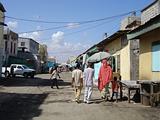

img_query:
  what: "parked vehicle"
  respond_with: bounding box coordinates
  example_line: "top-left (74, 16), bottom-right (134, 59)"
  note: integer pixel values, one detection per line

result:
top-left (2, 64), bottom-right (36, 78)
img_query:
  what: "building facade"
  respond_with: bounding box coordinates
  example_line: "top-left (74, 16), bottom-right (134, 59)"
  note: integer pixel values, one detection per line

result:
top-left (18, 37), bottom-right (39, 54)
top-left (2, 28), bottom-right (18, 66)
top-left (97, 30), bottom-right (139, 80)
top-left (0, 3), bottom-right (5, 77)
top-left (128, 0), bottom-right (160, 80)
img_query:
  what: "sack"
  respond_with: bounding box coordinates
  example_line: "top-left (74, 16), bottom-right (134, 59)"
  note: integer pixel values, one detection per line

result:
top-left (49, 67), bottom-right (53, 74)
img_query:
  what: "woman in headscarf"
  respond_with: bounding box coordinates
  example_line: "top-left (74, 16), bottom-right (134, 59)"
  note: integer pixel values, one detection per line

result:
top-left (98, 59), bottom-right (112, 100)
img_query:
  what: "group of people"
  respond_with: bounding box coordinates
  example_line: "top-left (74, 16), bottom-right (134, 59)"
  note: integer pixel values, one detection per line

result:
top-left (71, 59), bottom-right (120, 104)
top-left (49, 59), bottom-right (119, 104)
top-left (49, 59), bottom-right (120, 103)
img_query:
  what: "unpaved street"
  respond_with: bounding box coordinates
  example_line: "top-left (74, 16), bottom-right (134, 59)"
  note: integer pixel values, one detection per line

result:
top-left (0, 72), bottom-right (159, 120)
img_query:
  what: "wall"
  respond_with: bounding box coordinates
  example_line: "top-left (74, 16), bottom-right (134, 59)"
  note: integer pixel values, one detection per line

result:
top-left (0, 10), bottom-right (4, 77)
top-left (104, 37), bottom-right (131, 80)
top-left (18, 37), bottom-right (30, 52)
top-left (139, 28), bottom-right (160, 80)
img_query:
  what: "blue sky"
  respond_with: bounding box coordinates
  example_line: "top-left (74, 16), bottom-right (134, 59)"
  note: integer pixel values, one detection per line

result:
top-left (1, 0), bottom-right (153, 62)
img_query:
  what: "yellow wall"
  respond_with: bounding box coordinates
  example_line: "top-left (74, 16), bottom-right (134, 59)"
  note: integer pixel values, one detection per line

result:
top-left (120, 43), bottom-right (130, 80)
top-left (139, 29), bottom-right (160, 80)
top-left (104, 37), bottom-right (131, 80)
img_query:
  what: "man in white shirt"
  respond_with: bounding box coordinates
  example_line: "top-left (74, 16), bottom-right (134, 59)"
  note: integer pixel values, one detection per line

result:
top-left (83, 62), bottom-right (94, 104)
top-left (71, 64), bottom-right (83, 103)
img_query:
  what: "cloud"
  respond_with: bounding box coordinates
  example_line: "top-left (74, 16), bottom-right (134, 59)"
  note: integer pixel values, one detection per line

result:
top-left (19, 31), bottom-right (42, 41)
top-left (47, 31), bottom-right (89, 63)
top-left (7, 21), bottom-right (18, 29)
top-left (67, 23), bottom-right (80, 29)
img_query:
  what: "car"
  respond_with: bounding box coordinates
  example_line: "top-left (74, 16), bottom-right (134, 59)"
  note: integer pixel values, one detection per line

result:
top-left (2, 64), bottom-right (36, 78)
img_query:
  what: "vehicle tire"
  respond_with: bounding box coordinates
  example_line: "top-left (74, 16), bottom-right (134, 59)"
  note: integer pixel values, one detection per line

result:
top-left (30, 72), bottom-right (34, 78)
top-left (23, 73), bottom-right (28, 78)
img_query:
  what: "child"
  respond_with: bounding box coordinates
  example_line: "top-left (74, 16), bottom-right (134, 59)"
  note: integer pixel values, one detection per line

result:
top-left (50, 66), bottom-right (61, 89)
top-left (111, 77), bottom-right (119, 102)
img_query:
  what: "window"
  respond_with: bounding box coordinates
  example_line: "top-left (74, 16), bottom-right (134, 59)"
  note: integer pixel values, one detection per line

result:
top-left (121, 35), bottom-right (128, 47)
top-left (152, 41), bottom-right (160, 71)
top-left (14, 43), bottom-right (16, 54)
top-left (117, 55), bottom-right (120, 72)
top-left (5, 41), bottom-right (8, 52)
top-left (10, 42), bottom-right (13, 53)
top-left (17, 66), bottom-right (23, 69)
top-left (21, 42), bottom-right (25, 46)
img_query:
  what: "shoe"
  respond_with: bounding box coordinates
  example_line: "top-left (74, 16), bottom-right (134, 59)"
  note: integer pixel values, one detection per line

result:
top-left (101, 96), bottom-right (106, 99)
top-left (75, 99), bottom-right (80, 103)
top-left (83, 100), bottom-right (87, 103)
top-left (51, 86), bottom-right (53, 89)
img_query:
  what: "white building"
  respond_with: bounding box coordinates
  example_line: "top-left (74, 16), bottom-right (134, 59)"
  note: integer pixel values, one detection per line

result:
top-left (2, 28), bottom-right (18, 65)
top-left (18, 37), bottom-right (39, 54)
top-left (0, 3), bottom-right (6, 77)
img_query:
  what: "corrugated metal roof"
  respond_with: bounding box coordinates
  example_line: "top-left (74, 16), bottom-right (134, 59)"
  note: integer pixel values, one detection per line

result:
top-left (127, 14), bottom-right (160, 40)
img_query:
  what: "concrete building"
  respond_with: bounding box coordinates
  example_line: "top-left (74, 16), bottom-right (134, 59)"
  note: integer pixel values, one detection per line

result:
top-left (2, 28), bottom-right (18, 66)
top-left (128, 12), bottom-right (160, 80)
top-left (18, 37), bottom-right (41, 72)
top-left (120, 12), bottom-right (141, 30)
top-left (96, 30), bottom-right (139, 80)
top-left (0, 3), bottom-right (5, 77)
top-left (18, 37), bottom-right (39, 54)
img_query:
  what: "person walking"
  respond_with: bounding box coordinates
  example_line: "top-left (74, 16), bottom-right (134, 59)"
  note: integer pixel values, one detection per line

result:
top-left (71, 64), bottom-right (83, 103)
top-left (83, 62), bottom-right (94, 104)
top-left (50, 66), bottom-right (61, 89)
top-left (98, 59), bottom-right (112, 100)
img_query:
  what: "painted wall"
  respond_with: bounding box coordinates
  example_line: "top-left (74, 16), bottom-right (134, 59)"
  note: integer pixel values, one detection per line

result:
top-left (120, 43), bottom-right (130, 80)
top-left (139, 28), bottom-right (160, 80)
top-left (104, 37), bottom-right (131, 80)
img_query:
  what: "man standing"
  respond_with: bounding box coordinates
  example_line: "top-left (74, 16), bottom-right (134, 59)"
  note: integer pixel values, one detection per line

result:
top-left (71, 64), bottom-right (83, 103)
top-left (98, 59), bottom-right (112, 100)
top-left (83, 62), bottom-right (94, 104)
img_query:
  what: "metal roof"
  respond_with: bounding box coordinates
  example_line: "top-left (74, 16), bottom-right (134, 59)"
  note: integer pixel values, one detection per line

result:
top-left (127, 14), bottom-right (160, 40)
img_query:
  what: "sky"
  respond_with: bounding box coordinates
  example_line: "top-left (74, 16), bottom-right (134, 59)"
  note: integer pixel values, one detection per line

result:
top-left (1, 0), bottom-right (153, 63)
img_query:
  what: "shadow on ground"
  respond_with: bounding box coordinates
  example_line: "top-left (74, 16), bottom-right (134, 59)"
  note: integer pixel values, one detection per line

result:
top-left (0, 92), bottom-right (48, 120)
top-left (0, 77), bottom-right (71, 87)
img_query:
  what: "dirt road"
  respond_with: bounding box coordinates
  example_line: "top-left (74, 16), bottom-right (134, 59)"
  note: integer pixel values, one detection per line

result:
top-left (0, 72), bottom-right (159, 120)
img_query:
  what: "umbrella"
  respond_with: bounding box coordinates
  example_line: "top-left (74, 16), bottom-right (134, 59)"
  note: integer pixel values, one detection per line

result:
top-left (87, 51), bottom-right (111, 63)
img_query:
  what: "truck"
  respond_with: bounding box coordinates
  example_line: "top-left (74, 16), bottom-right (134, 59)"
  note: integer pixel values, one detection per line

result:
top-left (2, 64), bottom-right (36, 78)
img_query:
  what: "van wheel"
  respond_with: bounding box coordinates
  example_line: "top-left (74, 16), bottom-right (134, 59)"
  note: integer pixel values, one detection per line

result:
top-left (30, 73), bottom-right (34, 78)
